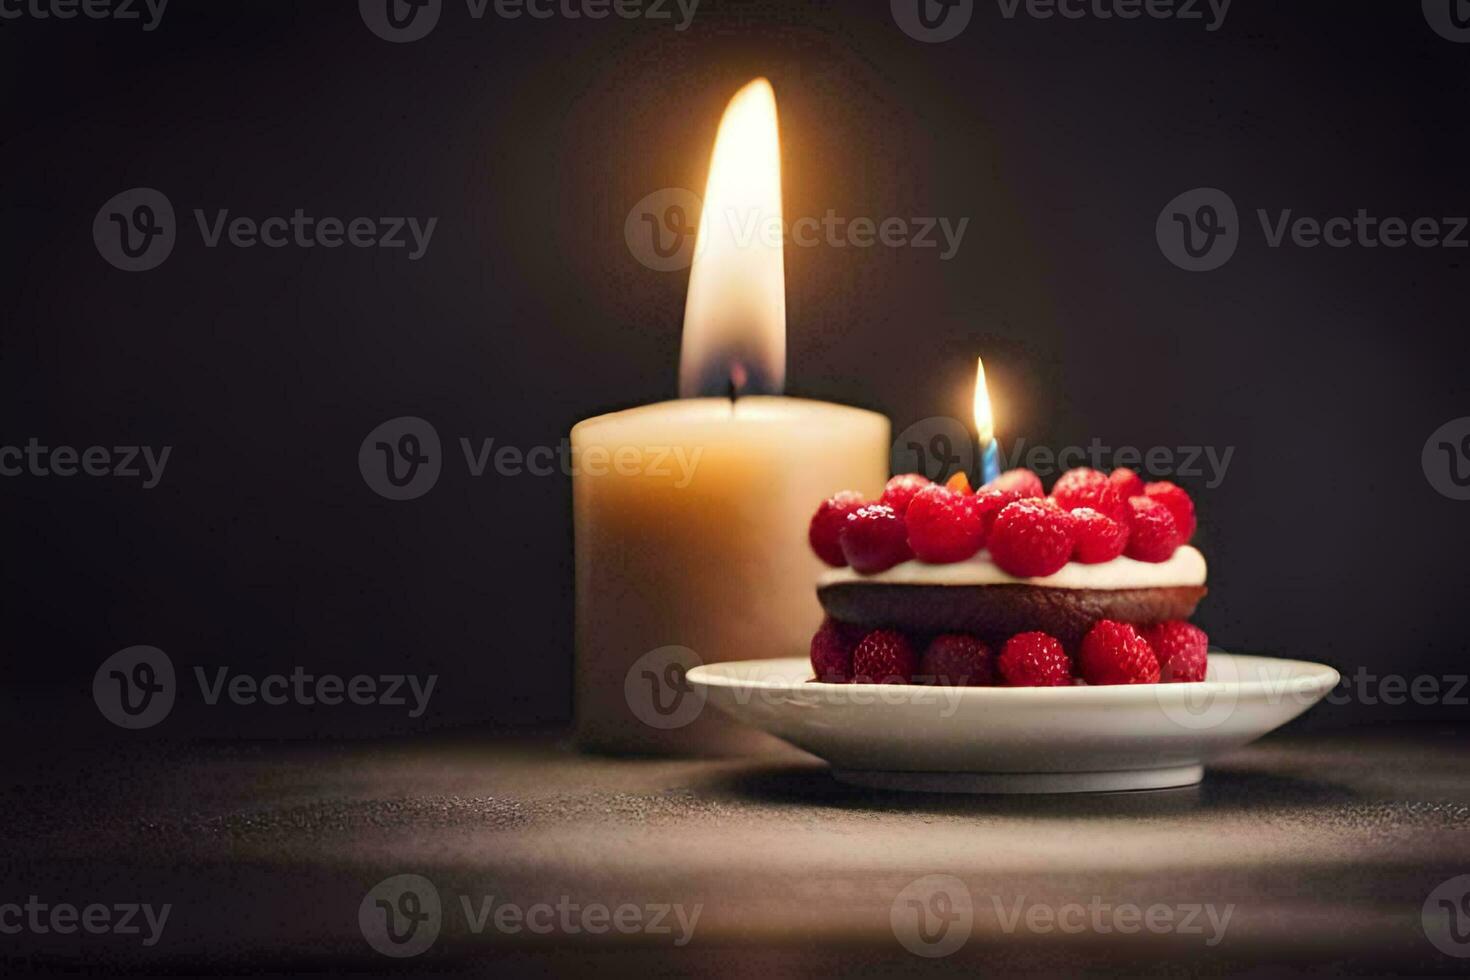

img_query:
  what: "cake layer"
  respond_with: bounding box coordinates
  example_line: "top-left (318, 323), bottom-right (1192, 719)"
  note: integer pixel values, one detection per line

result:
top-left (816, 582), bottom-right (1207, 646)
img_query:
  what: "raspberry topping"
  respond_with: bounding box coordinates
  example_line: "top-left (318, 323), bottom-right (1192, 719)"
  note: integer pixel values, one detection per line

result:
top-left (808, 491), bottom-right (865, 567)
top-left (917, 634), bottom-right (995, 686)
top-left (1069, 506), bottom-right (1130, 564)
top-left (986, 498), bottom-right (1076, 578)
top-left (1052, 467), bottom-right (1128, 523)
top-left (905, 485), bottom-right (986, 564)
top-left (1123, 496), bottom-right (1182, 563)
top-left (985, 468), bottom-right (1044, 499)
top-left (809, 617), bottom-right (860, 682)
top-left (998, 632), bottom-right (1074, 686)
top-left (1143, 481), bottom-right (1197, 541)
top-left (880, 473), bottom-right (932, 515)
top-left (1078, 620), bottom-right (1160, 685)
top-left (851, 629), bottom-right (918, 684)
top-left (1142, 621), bottom-right (1209, 683)
top-left (840, 503), bottom-right (912, 574)
top-left (1109, 467), bottom-right (1146, 500)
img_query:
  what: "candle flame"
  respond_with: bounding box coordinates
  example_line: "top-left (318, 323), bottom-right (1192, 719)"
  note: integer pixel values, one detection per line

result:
top-left (973, 357), bottom-right (995, 446)
top-left (678, 78), bottom-right (785, 399)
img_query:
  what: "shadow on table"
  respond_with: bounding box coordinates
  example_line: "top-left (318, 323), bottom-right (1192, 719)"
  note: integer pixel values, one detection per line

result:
top-left (702, 762), bottom-right (1360, 818)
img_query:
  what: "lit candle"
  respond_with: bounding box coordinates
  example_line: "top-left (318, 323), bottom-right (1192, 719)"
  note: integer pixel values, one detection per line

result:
top-left (571, 79), bottom-right (890, 755)
top-left (974, 356), bottom-right (1001, 485)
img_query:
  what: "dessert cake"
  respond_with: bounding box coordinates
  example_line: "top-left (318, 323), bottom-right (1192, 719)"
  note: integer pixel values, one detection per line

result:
top-left (806, 467), bottom-right (1211, 687)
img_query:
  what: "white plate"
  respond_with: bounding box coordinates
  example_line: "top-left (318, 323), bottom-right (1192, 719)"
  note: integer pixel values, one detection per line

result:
top-left (687, 653), bottom-right (1339, 794)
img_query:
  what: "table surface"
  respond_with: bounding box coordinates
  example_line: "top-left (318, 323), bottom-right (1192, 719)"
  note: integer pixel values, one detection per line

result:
top-left (8, 724), bottom-right (1470, 976)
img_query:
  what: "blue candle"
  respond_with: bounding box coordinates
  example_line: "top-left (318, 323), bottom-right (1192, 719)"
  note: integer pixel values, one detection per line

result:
top-left (974, 357), bottom-right (1001, 485)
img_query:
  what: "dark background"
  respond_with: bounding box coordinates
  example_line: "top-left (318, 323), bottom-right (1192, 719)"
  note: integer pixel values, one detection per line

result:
top-left (3, 0), bottom-right (1467, 737)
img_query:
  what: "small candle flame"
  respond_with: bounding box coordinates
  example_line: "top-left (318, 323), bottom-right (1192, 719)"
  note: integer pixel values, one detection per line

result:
top-left (973, 357), bottom-right (995, 446)
top-left (678, 78), bottom-right (785, 399)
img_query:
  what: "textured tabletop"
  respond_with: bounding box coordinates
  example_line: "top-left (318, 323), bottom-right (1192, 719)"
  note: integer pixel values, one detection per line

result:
top-left (7, 725), bottom-right (1470, 976)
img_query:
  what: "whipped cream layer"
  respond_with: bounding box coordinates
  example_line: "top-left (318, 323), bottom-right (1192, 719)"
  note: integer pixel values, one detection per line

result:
top-left (819, 545), bottom-right (1207, 590)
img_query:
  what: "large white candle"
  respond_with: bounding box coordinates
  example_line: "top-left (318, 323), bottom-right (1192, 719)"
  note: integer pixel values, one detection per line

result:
top-left (572, 79), bottom-right (890, 754)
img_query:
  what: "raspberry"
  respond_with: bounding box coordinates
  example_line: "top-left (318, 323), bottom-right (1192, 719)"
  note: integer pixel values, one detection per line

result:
top-left (998, 632), bottom-right (1073, 686)
top-left (1143, 481), bottom-right (1197, 541)
top-left (985, 468), bottom-right (1044, 498)
top-left (1078, 620), bottom-right (1160, 685)
top-left (905, 485), bottom-right (986, 563)
top-left (1124, 496), bottom-right (1182, 563)
top-left (917, 634), bottom-right (995, 686)
top-left (808, 491), bottom-right (865, 567)
top-left (1069, 507), bottom-right (1129, 563)
top-left (1109, 467), bottom-right (1145, 500)
top-left (945, 471), bottom-right (973, 494)
top-left (986, 499), bottom-right (1076, 578)
top-left (851, 629), bottom-right (918, 684)
top-left (1051, 468), bottom-right (1128, 523)
top-left (880, 474), bottom-right (932, 515)
top-left (839, 504), bottom-right (912, 574)
top-left (1142, 621), bottom-right (1209, 683)
top-left (809, 617), bottom-right (860, 682)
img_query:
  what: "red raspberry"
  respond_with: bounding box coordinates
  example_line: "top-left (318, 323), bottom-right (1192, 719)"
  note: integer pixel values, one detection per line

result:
top-left (1051, 468), bottom-right (1128, 523)
top-left (1078, 620), bottom-right (1160, 685)
top-left (851, 629), bottom-right (917, 684)
top-left (1142, 621), bottom-right (1209, 682)
top-left (839, 504), bottom-right (912, 574)
top-left (1143, 481), bottom-right (1197, 541)
top-left (986, 499), bottom-right (1076, 578)
top-left (998, 632), bottom-right (1073, 686)
top-left (809, 617), bottom-right (861, 682)
top-left (905, 485), bottom-right (986, 564)
top-left (1124, 496), bottom-right (1181, 563)
top-left (917, 634), bottom-right (995, 686)
top-left (1069, 507), bottom-right (1129, 563)
top-left (808, 491), bottom-right (865, 567)
top-left (985, 468), bottom-right (1044, 498)
top-left (880, 473), bottom-right (932, 515)
top-left (972, 486), bottom-right (1021, 536)
top-left (1109, 467), bottom-right (1145, 500)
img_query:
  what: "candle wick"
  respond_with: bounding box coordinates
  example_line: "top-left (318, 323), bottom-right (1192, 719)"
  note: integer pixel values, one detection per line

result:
top-left (728, 362), bottom-right (748, 404)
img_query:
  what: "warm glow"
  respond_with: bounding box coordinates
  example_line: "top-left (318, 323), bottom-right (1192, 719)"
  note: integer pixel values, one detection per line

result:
top-left (678, 78), bottom-right (786, 399)
top-left (973, 357), bottom-right (995, 445)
